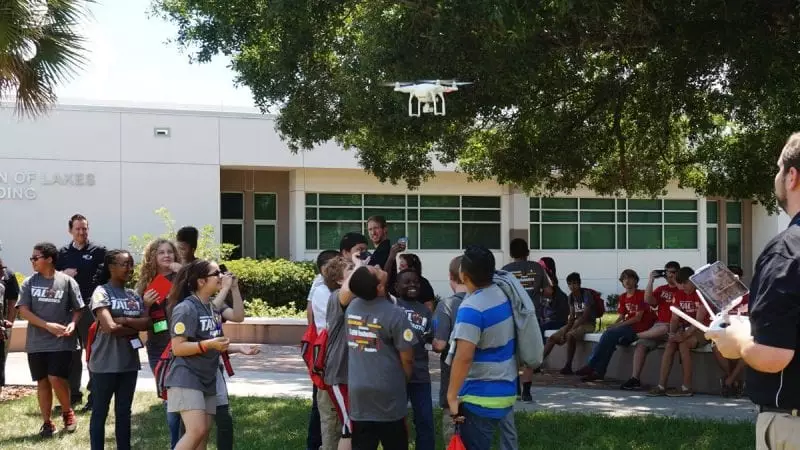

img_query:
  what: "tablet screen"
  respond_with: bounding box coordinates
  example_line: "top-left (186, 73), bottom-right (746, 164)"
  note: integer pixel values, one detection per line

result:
top-left (689, 261), bottom-right (749, 313)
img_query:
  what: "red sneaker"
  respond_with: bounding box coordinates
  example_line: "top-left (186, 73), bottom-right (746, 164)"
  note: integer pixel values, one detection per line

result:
top-left (62, 408), bottom-right (78, 433)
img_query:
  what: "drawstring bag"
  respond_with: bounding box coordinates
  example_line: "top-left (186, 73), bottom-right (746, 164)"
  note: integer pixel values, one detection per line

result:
top-left (447, 424), bottom-right (466, 450)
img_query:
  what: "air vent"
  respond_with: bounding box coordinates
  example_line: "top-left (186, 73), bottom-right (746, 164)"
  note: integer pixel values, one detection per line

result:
top-left (154, 127), bottom-right (171, 137)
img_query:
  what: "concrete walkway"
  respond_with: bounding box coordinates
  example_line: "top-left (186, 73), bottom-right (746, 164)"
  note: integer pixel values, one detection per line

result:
top-left (4, 346), bottom-right (758, 423)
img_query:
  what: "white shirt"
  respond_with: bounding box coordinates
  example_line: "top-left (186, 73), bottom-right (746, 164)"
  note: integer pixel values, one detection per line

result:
top-left (311, 284), bottom-right (332, 331)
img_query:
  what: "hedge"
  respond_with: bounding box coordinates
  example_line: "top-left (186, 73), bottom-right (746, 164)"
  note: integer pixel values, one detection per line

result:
top-left (125, 258), bottom-right (315, 311)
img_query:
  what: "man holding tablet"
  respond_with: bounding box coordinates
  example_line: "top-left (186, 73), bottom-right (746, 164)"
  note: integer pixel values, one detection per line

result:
top-left (708, 133), bottom-right (800, 450)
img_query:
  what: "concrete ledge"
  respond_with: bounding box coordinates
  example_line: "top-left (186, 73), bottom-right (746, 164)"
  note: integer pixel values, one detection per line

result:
top-left (7, 318), bottom-right (307, 351)
top-left (544, 329), bottom-right (722, 394)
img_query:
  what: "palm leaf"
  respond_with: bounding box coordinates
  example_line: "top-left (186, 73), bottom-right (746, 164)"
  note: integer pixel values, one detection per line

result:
top-left (0, 0), bottom-right (93, 117)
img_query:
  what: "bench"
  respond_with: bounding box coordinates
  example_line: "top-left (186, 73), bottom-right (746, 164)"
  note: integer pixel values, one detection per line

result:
top-left (542, 329), bottom-right (722, 394)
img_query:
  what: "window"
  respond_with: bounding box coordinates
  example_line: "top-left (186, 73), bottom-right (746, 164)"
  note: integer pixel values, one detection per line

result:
top-left (726, 201), bottom-right (742, 266)
top-left (254, 193), bottom-right (277, 259)
top-left (529, 197), bottom-right (698, 250)
top-left (707, 201), bottom-right (719, 263)
top-left (305, 193), bottom-right (501, 250)
top-left (220, 192), bottom-right (244, 259)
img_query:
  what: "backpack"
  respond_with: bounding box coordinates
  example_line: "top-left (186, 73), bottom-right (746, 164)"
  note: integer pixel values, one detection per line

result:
top-left (154, 341), bottom-right (174, 401)
top-left (493, 270), bottom-right (543, 369)
top-left (300, 322), bottom-right (328, 390)
top-left (85, 321), bottom-right (98, 362)
top-left (586, 288), bottom-right (606, 318)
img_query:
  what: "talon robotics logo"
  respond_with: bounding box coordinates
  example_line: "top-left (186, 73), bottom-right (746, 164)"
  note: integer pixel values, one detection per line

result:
top-left (173, 322), bottom-right (186, 334)
top-left (403, 329), bottom-right (414, 342)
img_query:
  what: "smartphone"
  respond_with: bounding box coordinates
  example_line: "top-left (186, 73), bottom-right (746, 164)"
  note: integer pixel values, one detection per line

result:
top-left (653, 269), bottom-right (667, 278)
top-left (397, 237), bottom-right (408, 246)
top-left (219, 264), bottom-right (228, 274)
top-left (688, 261), bottom-right (749, 314)
top-left (358, 251), bottom-right (372, 261)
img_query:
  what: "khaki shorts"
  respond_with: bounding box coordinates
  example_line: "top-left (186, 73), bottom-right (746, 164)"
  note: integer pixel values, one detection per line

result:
top-left (167, 387), bottom-right (216, 415)
top-left (637, 338), bottom-right (665, 350)
top-left (550, 323), bottom-right (595, 344)
top-left (756, 412), bottom-right (800, 450)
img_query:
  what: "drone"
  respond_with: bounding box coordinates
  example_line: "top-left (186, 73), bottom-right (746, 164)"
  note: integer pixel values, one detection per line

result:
top-left (381, 79), bottom-right (473, 117)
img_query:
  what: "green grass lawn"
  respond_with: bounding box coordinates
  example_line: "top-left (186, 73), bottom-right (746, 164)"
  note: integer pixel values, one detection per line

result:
top-left (0, 394), bottom-right (754, 449)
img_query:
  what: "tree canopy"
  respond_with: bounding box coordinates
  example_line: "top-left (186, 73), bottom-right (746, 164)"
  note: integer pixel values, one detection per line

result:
top-left (151, 1), bottom-right (800, 207)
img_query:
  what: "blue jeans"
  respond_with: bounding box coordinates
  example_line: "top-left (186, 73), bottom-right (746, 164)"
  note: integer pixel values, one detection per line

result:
top-left (587, 325), bottom-right (637, 376)
top-left (460, 406), bottom-right (503, 450)
top-left (90, 371), bottom-right (137, 450)
top-left (307, 385), bottom-right (322, 450)
top-left (407, 383), bottom-right (435, 450)
top-left (499, 409), bottom-right (518, 450)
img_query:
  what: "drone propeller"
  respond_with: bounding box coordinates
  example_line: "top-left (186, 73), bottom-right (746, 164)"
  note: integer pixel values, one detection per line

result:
top-left (380, 81), bottom-right (415, 87)
top-left (418, 79), bottom-right (474, 86)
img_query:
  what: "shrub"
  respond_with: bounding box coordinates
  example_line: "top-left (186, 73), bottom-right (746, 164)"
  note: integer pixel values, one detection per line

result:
top-left (224, 258), bottom-right (316, 310)
top-left (244, 299), bottom-right (306, 318)
top-left (606, 294), bottom-right (620, 310)
top-left (128, 207), bottom-right (236, 261)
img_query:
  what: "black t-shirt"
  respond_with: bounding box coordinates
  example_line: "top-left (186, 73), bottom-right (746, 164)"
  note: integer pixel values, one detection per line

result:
top-left (745, 214), bottom-right (800, 409)
top-left (1, 268), bottom-right (20, 319)
top-left (369, 239), bottom-right (391, 269)
top-left (56, 241), bottom-right (106, 300)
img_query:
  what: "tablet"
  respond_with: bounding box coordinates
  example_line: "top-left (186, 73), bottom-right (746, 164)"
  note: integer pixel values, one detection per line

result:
top-left (688, 261), bottom-right (749, 315)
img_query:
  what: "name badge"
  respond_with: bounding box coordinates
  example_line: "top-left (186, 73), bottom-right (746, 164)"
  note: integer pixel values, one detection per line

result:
top-left (153, 320), bottom-right (168, 334)
top-left (129, 337), bottom-right (143, 349)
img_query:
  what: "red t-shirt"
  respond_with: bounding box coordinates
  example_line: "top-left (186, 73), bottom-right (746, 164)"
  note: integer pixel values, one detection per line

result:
top-left (617, 289), bottom-right (655, 333)
top-left (652, 285), bottom-right (681, 323)
top-left (674, 290), bottom-right (711, 326)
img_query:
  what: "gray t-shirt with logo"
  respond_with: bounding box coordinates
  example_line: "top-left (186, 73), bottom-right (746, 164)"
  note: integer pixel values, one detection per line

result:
top-left (346, 297), bottom-right (416, 422)
top-left (433, 292), bottom-right (466, 408)
top-left (396, 298), bottom-right (432, 384)
top-left (17, 272), bottom-right (85, 353)
top-left (88, 284), bottom-right (144, 373)
top-left (324, 289), bottom-right (349, 386)
top-left (165, 296), bottom-right (222, 395)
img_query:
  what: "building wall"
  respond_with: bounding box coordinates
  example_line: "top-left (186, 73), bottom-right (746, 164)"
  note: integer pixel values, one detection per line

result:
top-left (751, 203), bottom-right (789, 267)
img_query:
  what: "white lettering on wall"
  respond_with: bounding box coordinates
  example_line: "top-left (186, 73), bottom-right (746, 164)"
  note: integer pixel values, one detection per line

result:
top-left (0, 171), bottom-right (96, 201)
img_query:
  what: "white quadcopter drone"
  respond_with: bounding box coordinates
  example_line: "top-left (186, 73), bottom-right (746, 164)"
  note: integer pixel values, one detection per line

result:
top-left (382, 79), bottom-right (473, 117)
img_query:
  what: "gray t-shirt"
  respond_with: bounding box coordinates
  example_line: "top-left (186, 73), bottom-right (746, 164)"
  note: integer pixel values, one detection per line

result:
top-left (17, 272), bottom-right (85, 353)
top-left (396, 297), bottom-right (432, 384)
top-left (88, 284), bottom-right (144, 373)
top-left (324, 289), bottom-right (349, 386)
top-left (165, 296), bottom-right (222, 395)
top-left (346, 297), bottom-right (416, 422)
top-left (433, 292), bottom-right (466, 408)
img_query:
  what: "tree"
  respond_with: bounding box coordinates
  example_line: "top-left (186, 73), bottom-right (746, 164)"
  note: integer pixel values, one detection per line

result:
top-left (128, 207), bottom-right (236, 261)
top-left (151, 1), bottom-right (800, 208)
top-left (0, 0), bottom-right (91, 117)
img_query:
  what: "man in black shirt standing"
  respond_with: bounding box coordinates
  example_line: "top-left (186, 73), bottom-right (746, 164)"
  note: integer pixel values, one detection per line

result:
top-left (709, 133), bottom-right (800, 450)
top-left (0, 256), bottom-right (20, 394)
top-left (55, 214), bottom-right (106, 413)
top-left (366, 215), bottom-right (394, 270)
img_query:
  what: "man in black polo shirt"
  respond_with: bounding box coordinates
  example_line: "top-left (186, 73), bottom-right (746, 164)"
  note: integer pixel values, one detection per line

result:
top-left (709, 133), bottom-right (800, 449)
top-left (0, 256), bottom-right (20, 394)
top-left (55, 214), bottom-right (106, 413)
top-left (367, 215), bottom-right (394, 269)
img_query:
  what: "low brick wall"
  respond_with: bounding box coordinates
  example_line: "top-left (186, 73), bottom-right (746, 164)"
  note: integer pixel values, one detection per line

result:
top-left (7, 318), bottom-right (306, 352)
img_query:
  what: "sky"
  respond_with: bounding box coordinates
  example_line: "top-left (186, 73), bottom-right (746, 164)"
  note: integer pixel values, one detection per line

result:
top-left (57, 0), bottom-right (256, 108)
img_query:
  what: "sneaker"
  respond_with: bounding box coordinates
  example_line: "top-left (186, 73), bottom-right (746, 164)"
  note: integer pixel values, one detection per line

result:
top-left (620, 377), bottom-right (642, 391)
top-left (38, 421), bottom-right (55, 438)
top-left (62, 408), bottom-right (78, 433)
top-left (580, 370), bottom-right (603, 382)
top-left (666, 387), bottom-right (694, 397)
top-left (647, 386), bottom-right (667, 397)
top-left (559, 366), bottom-right (573, 376)
top-left (521, 393), bottom-right (533, 403)
top-left (575, 366), bottom-right (593, 376)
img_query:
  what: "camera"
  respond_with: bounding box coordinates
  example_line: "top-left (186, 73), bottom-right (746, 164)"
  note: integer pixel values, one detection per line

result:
top-left (358, 251), bottom-right (372, 261)
top-left (219, 264), bottom-right (228, 274)
top-left (653, 269), bottom-right (667, 278)
top-left (397, 237), bottom-right (408, 246)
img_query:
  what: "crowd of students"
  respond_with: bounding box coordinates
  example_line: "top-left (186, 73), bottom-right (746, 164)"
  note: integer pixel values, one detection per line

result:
top-left (10, 215), bottom-right (259, 450)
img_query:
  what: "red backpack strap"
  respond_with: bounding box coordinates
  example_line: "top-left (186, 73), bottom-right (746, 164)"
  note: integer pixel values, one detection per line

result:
top-left (85, 321), bottom-right (98, 363)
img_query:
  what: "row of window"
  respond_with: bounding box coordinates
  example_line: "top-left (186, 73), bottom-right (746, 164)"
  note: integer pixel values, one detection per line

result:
top-left (219, 192), bottom-right (742, 254)
top-left (304, 193), bottom-right (501, 250)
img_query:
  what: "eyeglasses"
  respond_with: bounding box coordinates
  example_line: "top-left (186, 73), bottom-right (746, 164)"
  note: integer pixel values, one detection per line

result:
top-left (204, 270), bottom-right (222, 278)
top-left (30, 256), bottom-right (44, 262)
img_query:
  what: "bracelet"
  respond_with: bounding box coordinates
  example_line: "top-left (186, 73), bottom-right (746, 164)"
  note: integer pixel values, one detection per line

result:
top-left (198, 342), bottom-right (207, 354)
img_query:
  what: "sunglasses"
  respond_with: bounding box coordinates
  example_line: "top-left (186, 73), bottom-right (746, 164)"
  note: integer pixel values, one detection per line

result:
top-left (29, 256), bottom-right (44, 262)
top-left (204, 270), bottom-right (222, 278)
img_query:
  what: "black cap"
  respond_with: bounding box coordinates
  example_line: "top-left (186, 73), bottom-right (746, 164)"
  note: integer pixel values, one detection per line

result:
top-left (339, 232), bottom-right (368, 252)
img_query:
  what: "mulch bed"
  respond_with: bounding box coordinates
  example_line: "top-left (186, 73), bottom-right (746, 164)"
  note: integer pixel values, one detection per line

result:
top-left (0, 385), bottom-right (36, 402)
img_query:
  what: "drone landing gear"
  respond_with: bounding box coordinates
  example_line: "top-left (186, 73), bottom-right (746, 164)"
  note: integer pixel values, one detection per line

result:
top-left (408, 94), bottom-right (446, 117)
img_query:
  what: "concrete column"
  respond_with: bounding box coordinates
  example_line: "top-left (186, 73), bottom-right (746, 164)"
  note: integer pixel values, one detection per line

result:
top-left (289, 169), bottom-right (306, 261)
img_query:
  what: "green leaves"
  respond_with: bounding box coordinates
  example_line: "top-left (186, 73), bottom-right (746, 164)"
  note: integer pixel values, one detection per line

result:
top-left (153, 0), bottom-right (800, 205)
top-left (0, 0), bottom-right (92, 117)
